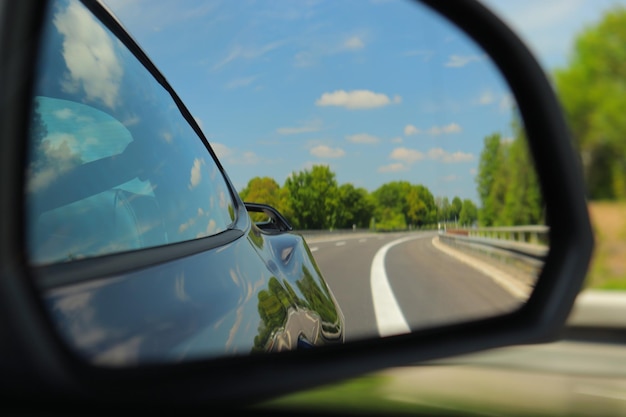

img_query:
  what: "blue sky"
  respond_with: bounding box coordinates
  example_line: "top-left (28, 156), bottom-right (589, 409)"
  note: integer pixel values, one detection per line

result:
top-left (100, 0), bottom-right (626, 202)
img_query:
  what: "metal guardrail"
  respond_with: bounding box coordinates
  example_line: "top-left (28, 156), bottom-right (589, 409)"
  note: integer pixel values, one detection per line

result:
top-left (295, 228), bottom-right (373, 242)
top-left (439, 226), bottom-right (549, 286)
top-left (468, 225), bottom-right (549, 245)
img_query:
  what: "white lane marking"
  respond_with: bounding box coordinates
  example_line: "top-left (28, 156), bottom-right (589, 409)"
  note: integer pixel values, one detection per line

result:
top-left (335, 241), bottom-right (346, 246)
top-left (371, 235), bottom-right (429, 337)
top-left (310, 247), bottom-right (319, 252)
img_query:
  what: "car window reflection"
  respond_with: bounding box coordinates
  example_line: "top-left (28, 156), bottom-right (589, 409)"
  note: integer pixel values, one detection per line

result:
top-left (25, 0), bottom-right (236, 265)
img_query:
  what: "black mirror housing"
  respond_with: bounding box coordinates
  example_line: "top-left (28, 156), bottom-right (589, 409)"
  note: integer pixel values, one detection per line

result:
top-left (0, 0), bottom-right (594, 412)
top-left (244, 202), bottom-right (293, 233)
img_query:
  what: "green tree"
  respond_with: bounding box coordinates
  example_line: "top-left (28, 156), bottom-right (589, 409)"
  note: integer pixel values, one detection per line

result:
top-left (335, 183), bottom-right (375, 229)
top-left (239, 176), bottom-right (292, 223)
top-left (239, 176), bottom-right (282, 206)
top-left (406, 184), bottom-right (436, 227)
top-left (283, 165), bottom-right (339, 229)
top-left (475, 122), bottom-right (544, 226)
top-left (501, 132), bottom-right (543, 225)
top-left (372, 181), bottom-right (411, 230)
top-left (450, 196), bottom-right (463, 224)
top-left (554, 6), bottom-right (626, 199)
top-left (476, 133), bottom-right (506, 226)
top-left (372, 181), bottom-right (436, 229)
top-left (435, 196), bottom-right (451, 222)
top-left (459, 199), bottom-right (478, 227)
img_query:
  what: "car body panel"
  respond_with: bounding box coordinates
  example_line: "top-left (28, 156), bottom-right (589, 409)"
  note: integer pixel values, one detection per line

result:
top-left (40, 224), bottom-right (343, 366)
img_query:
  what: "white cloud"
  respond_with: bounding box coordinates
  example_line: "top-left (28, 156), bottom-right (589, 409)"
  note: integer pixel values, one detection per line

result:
top-left (442, 174), bottom-right (460, 182)
top-left (213, 41), bottom-right (284, 71)
top-left (310, 145), bottom-right (345, 158)
top-left (315, 89), bottom-right (401, 109)
top-left (210, 142), bottom-right (232, 159)
top-left (391, 137), bottom-right (403, 144)
top-left (294, 32), bottom-right (367, 67)
top-left (470, 168), bottom-right (477, 175)
top-left (294, 50), bottom-right (316, 68)
top-left (428, 123), bottom-right (462, 135)
top-left (123, 115), bottom-right (140, 127)
top-left (27, 133), bottom-right (82, 192)
top-left (404, 123), bottom-right (461, 136)
top-left (189, 158), bottom-right (204, 189)
top-left (500, 93), bottom-right (515, 111)
top-left (445, 54), bottom-right (484, 68)
top-left (210, 142), bottom-right (263, 166)
top-left (346, 133), bottom-right (380, 144)
top-left (388, 146), bottom-right (473, 165)
top-left (378, 163), bottom-right (408, 173)
top-left (428, 148), bottom-right (474, 163)
top-left (404, 124), bottom-right (420, 136)
top-left (277, 119), bottom-right (323, 135)
top-left (343, 36), bottom-right (365, 50)
top-left (225, 75), bottom-right (258, 89)
top-left (404, 50), bottom-right (434, 61)
top-left (101, 0), bottom-right (218, 36)
top-left (54, 108), bottom-right (74, 119)
top-left (55, 0), bottom-right (123, 109)
top-left (239, 151), bottom-right (261, 165)
top-left (477, 90), bottom-right (495, 105)
top-left (390, 147), bottom-right (425, 163)
top-left (161, 131), bottom-right (173, 143)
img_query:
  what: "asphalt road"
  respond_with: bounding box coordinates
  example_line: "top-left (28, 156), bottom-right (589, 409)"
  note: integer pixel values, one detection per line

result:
top-left (304, 231), bottom-right (523, 342)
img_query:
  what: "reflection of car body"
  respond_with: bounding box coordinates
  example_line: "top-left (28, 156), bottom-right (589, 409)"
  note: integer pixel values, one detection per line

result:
top-left (24, 0), bottom-right (343, 366)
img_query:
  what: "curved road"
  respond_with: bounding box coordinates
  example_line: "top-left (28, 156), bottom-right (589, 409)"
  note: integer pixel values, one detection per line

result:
top-left (304, 231), bottom-right (523, 342)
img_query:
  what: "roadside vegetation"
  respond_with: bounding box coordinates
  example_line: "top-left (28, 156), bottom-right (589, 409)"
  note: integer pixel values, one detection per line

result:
top-left (239, 167), bottom-right (478, 232)
top-left (586, 201), bottom-right (626, 289)
top-left (553, 6), bottom-right (626, 289)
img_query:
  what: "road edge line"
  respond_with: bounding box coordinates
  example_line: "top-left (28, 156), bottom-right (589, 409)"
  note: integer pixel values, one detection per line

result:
top-left (431, 236), bottom-right (531, 300)
top-left (371, 235), bottom-right (425, 337)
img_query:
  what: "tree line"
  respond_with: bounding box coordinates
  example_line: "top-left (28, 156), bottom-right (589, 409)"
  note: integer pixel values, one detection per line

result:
top-left (475, 120), bottom-right (544, 227)
top-left (239, 116), bottom-right (545, 231)
top-left (239, 165), bottom-right (478, 231)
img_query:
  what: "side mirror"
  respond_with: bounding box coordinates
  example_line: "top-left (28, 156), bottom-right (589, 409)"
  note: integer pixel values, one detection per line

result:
top-left (244, 202), bottom-right (293, 233)
top-left (0, 0), bottom-right (594, 412)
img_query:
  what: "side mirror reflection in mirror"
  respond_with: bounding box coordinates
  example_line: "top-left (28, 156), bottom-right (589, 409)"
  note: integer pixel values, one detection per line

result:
top-left (244, 202), bottom-right (293, 233)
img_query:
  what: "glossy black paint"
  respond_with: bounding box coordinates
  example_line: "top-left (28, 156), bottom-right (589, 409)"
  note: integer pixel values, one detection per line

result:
top-left (39, 220), bottom-right (343, 366)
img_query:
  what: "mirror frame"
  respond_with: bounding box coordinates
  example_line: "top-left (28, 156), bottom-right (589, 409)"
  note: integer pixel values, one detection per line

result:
top-left (0, 0), bottom-right (593, 411)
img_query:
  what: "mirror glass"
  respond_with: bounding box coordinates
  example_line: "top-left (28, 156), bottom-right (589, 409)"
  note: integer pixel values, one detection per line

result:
top-left (26, 0), bottom-right (548, 365)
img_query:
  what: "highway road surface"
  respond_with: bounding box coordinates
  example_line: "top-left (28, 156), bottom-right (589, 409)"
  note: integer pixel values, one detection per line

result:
top-left (303, 231), bottom-right (526, 342)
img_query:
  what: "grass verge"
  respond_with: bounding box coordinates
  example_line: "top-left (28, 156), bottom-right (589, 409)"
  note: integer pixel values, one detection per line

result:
top-left (585, 201), bottom-right (626, 289)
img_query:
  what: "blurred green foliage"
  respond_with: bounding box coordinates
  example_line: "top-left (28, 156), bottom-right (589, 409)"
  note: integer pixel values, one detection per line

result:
top-left (554, 6), bottom-right (626, 200)
top-left (475, 122), bottom-right (543, 227)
